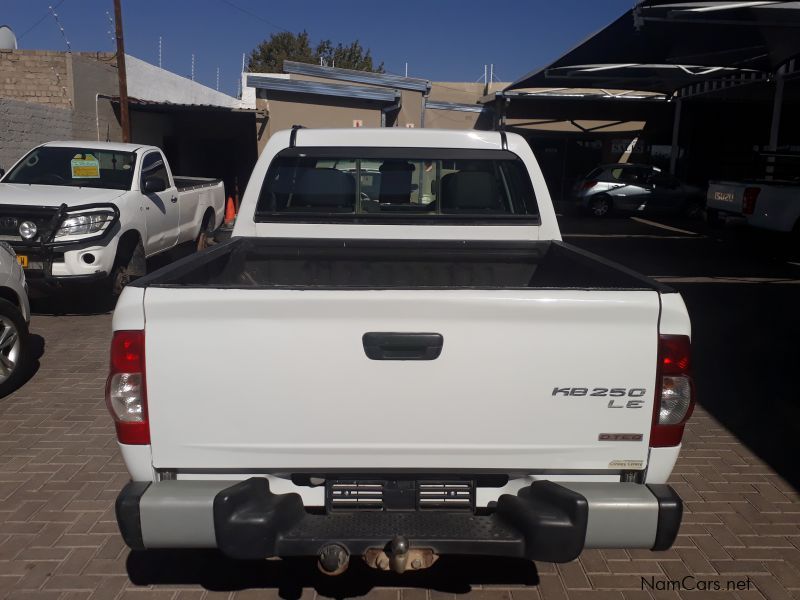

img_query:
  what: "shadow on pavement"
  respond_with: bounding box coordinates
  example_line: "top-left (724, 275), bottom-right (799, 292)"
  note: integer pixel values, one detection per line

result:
top-left (680, 283), bottom-right (800, 488)
top-left (30, 289), bottom-right (116, 316)
top-left (561, 215), bottom-right (800, 490)
top-left (126, 551), bottom-right (539, 598)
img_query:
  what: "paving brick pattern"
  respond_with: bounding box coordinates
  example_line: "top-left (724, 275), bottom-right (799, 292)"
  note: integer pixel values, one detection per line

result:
top-left (1, 315), bottom-right (799, 599)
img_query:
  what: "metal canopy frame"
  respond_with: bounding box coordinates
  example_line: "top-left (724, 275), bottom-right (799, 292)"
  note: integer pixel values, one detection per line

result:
top-left (499, 1), bottom-right (800, 175)
top-left (246, 75), bottom-right (401, 103)
top-left (507, 1), bottom-right (800, 96)
top-left (425, 100), bottom-right (492, 114)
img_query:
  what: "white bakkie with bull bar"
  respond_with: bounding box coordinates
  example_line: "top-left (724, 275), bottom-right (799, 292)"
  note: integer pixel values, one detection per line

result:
top-left (0, 141), bottom-right (225, 295)
top-left (107, 128), bottom-right (693, 575)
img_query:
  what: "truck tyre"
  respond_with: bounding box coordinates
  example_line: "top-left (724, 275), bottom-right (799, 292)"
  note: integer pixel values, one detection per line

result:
top-left (109, 239), bottom-right (146, 297)
top-left (589, 195), bottom-right (612, 218)
top-left (196, 211), bottom-right (214, 252)
top-left (0, 298), bottom-right (30, 398)
top-left (706, 208), bottom-right (721, 226)
top-left (684, 199), bottom-right (705, 220)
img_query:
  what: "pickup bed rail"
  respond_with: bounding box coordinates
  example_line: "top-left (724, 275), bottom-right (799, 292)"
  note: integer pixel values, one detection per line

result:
top-left (130, 237), bottom-right (673, 292)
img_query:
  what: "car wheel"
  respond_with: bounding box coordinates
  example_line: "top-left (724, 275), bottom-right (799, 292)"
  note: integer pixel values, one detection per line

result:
top-left (196, 212), bottom-right (214, 252)
top-left (0, 299), bottom-right (30, 398)
top-left (589, 195), bottom-right (612, 218)
top-left (108, 239), bottom-right (146, 297)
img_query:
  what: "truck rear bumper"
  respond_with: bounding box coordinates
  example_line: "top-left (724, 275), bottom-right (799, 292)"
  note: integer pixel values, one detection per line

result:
top-left (115, 477), bottom-right (681, 564)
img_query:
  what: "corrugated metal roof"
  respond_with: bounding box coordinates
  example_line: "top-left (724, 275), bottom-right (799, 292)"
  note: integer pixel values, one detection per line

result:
top-left (283, 61), bottom-right (431, 93)
top-left (105, 95), bottom-right (259, 113)
top-left (247, 75), bottom-right (401, 103)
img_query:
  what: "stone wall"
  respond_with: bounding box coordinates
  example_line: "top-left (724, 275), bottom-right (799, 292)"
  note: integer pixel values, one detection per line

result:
top-left (0, 51), bottom-right (121, 169)
top-left (0, 50), bottom-right (72, 107)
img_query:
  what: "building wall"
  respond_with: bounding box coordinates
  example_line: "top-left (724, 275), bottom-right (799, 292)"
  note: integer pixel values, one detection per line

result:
top-left (424, 107), bottom-right (488, 130)
top-left (0, 50), bottom-right (123, 168)
top-left (428, 82), bottom-right (487, 104)
top-left (256, 96), bottom-right (383, 154)
top-left (0, 49), bottom-right (71, 107)
top-left (0, 96), bottom-right (116, 171)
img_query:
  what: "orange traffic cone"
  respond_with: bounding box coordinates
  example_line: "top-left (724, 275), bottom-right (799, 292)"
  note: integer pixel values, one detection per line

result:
top-left (224, 196), bottom-right (236, 226)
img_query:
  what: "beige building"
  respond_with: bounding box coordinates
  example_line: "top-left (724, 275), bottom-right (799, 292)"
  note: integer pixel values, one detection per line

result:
top-left (243, 61), bottom-right (507, 153)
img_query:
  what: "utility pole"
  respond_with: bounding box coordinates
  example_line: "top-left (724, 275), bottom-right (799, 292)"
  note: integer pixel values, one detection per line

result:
top-left (113, 0), bottom-right (130, 142)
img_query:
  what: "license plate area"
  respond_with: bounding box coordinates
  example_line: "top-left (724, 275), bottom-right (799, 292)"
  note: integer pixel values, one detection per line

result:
top-left (326, 479), bottom-right (475, 512)
top-left (16, 255), bottom-right (27, 268)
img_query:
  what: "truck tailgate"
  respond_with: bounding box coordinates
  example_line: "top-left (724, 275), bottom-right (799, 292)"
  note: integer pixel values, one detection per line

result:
top-left (707, 181), bottom-right (746, 213)
top-left (144, 286), bottom-right (660, 472)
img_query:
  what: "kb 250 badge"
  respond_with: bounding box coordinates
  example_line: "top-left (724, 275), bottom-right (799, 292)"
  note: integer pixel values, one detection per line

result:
top-left (551, 387), bottom-right (647, 409)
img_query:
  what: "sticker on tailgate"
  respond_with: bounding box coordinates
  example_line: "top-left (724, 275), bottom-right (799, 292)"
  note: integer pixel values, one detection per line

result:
top-left (609, 460), bottom-right (644, 469)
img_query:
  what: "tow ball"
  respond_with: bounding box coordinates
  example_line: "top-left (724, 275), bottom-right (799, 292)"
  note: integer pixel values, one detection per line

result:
top-left (364, 536), bottom-right (439, 574)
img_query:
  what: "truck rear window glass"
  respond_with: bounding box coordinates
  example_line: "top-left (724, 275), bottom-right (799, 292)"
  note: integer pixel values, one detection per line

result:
top-left (4, 147), bottom-right (136, 191)
top-left (256, 149), bottom-right (538, 221)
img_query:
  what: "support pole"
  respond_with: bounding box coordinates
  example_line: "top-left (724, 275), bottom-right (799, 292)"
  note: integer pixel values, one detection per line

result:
top-left (766, 74), bottom-right (785, 180)
top-left (669, 99), bottom-right (682, 175)
top-left (113, 0), bottom-right (130, 142)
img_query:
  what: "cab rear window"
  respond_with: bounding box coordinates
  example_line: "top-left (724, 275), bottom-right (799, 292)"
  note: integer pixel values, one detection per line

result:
top-left (255, 148), bottom-right (539, 222)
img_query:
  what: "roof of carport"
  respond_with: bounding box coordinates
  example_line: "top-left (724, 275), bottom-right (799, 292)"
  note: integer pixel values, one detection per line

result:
top-left (506, 1), bottom-right (800, 96)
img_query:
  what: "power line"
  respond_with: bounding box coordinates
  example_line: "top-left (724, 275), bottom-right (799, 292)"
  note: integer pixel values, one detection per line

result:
top-left (18, 0), bottom-right (67, 40)
top-left (218, 0), bottom-right (290, 33)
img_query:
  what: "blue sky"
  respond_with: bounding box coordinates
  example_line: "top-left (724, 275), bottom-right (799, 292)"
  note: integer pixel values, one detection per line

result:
top-left (4, 0), bottom-right (632, 96)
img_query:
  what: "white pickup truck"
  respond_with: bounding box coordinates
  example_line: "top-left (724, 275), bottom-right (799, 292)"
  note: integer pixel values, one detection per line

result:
top-left (107, 128), bottom-right (693, 575)
top-left (0, 141), bottom-right (225, 294)
top-left (706, 156), bottom-right (800, 232)
top-left (707, 178), bottom-right (800, 233)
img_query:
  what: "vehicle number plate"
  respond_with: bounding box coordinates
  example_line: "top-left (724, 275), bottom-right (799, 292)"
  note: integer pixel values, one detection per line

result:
top-left (16, 255), bottom-right (28, 268)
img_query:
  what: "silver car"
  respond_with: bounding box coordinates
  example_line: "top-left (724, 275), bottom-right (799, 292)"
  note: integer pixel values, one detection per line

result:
top-left (0, 242), bottom-right (31, 397)
top-left (573, 163), bottom-right (704, 218)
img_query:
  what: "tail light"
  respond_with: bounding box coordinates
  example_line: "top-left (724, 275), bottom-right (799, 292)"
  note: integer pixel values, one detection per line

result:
top-left (742, 187), bottom-right (760, 215)
top-left (105, 330), bottom-right (149, 444)
top-left (582, 180), bottom-right (598, 190)
top-left (650, 334), bottom-right (694, 447)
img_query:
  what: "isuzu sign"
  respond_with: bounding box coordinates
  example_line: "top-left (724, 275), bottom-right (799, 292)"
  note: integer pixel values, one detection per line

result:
top-left (713, 191), bottom-right (735, 202)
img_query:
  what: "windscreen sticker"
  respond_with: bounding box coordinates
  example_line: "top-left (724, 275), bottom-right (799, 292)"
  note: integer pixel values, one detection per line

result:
top-left (70, 154), bottom-right (100, 179)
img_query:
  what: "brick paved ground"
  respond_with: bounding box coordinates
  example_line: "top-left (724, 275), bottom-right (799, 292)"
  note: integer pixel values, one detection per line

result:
top-left (0, 314), bottom-right (798, 600)
top-left (2, 211), bottom-right (800, 600)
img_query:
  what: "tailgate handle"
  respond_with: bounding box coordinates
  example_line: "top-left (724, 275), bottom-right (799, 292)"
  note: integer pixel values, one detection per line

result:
top-left (362, 332), bottom-right (443, 361)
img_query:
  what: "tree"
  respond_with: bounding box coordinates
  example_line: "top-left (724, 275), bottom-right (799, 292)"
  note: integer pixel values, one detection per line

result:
top-left (248, 31), bottom-right (314, 73)
top-left (315, 40), bottom-right (384, 73)
top-left (248, 31), bottom-right (384, 73)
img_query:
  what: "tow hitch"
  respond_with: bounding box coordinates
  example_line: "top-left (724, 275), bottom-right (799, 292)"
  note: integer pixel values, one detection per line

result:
top-left (364, 536), bottom-right (439, 574)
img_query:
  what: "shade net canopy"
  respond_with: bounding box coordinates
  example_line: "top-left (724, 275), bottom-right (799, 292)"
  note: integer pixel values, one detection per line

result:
top-left (507, 1), bottom-right (800, 95)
